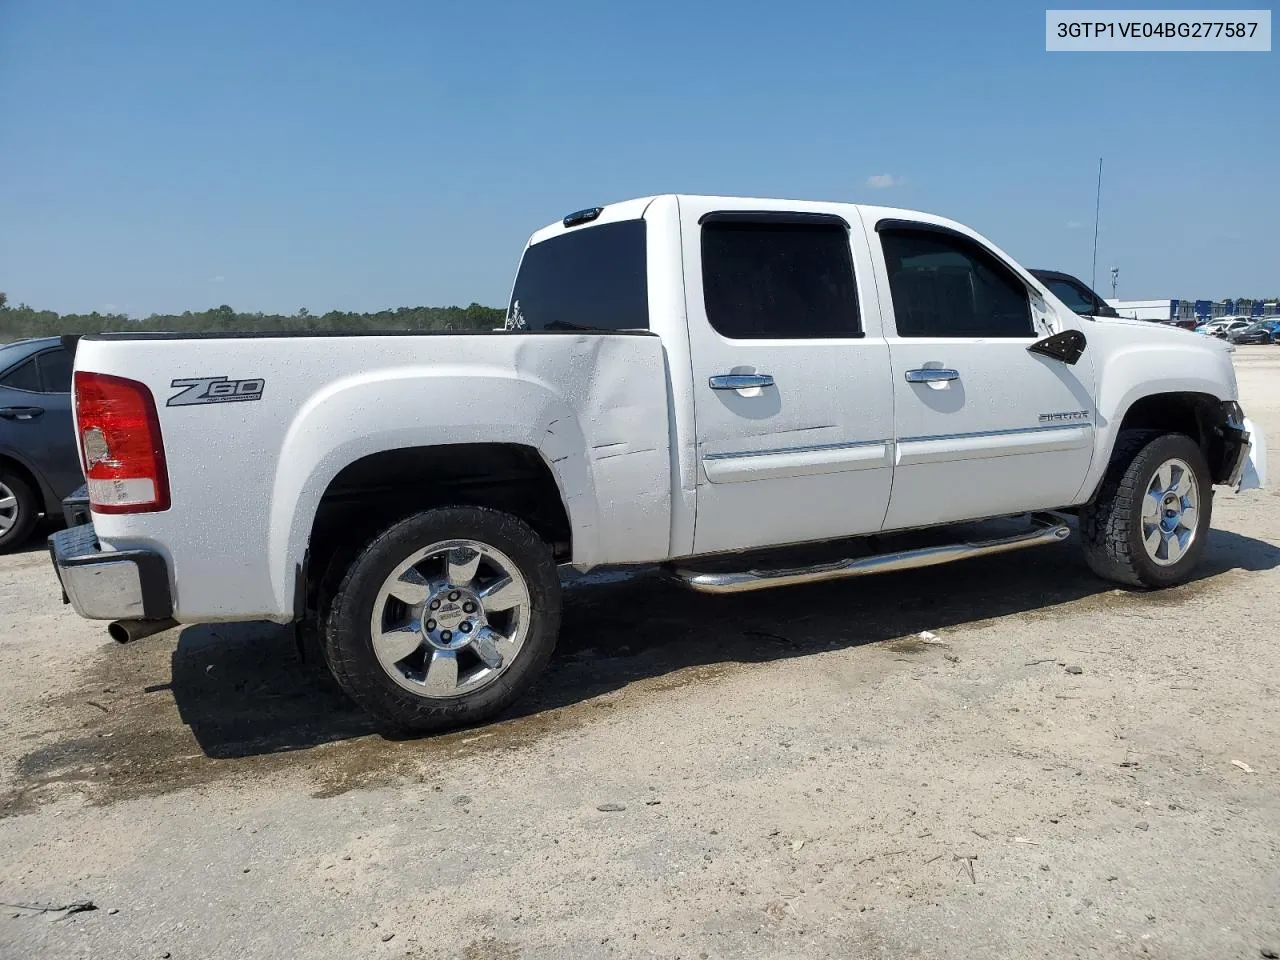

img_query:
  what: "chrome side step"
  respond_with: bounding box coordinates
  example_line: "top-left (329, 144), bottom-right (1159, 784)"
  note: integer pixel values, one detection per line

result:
top-left (667, 514), bottom-right (1071, 595)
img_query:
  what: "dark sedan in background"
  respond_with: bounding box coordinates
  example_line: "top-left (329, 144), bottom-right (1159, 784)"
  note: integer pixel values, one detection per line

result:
top-left (0, 336), bottom-right (84, 550)
top-left (1228, 320), bottom-right (1280, 345)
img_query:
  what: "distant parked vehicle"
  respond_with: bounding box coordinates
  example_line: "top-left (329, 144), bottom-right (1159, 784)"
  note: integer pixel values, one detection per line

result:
top-left (1027, 269), bottom-right (1120, 318)
top-left (1196, 317), bottom-right (1244, 336)
top-left (1229, 320), bottom-right (1280, 345)
top-left (1215, 319), bottom-right (1252, 340)
top-left (1199, 318), bottom-right (1250, 339)
top-left (0, 336), bottom-right (84, 550)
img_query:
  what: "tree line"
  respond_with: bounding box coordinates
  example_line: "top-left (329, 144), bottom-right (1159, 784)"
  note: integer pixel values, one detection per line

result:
top-left (0, 292), bottom-right (507, 343)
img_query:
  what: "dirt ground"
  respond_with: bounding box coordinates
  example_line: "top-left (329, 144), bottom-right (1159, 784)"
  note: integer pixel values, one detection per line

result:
top-left (2, 347), bottom-right (1279, 960)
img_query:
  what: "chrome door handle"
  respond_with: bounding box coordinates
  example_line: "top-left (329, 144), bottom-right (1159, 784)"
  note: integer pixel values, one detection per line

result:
top-left (904, 368), bottom-right (959, 384)
top-left (709, 373), bottom-right (775, 390)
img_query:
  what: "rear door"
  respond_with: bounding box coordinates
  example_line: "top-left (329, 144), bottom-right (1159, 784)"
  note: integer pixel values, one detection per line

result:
top-left (679, 199), bottom-right (895, 555)
top-left (0, 346), bottom-right (81, 500)
top-left (864, 217), bottom-right (1097, 530)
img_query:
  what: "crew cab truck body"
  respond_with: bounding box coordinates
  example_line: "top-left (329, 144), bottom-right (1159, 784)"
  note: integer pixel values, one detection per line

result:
top-left (51, 195), bottom-right (1265, 731)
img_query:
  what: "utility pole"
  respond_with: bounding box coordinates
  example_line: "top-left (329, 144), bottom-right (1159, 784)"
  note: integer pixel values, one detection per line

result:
top-left (1091, 157), bottom-right (1103, 292)
top-left (1110, 266), bottom-right (1119, 300)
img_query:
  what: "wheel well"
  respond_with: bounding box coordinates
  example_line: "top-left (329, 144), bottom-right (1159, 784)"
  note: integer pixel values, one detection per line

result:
top-left (0, 455), bottom-right (47, 514)
top-left (305, 443), bottom-right (572, 617)
top-left (1116, 391), bottom-right (1238, 483)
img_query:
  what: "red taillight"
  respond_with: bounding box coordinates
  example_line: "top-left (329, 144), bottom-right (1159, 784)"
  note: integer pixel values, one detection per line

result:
top-left (73, 371), bottom-right (170, 514)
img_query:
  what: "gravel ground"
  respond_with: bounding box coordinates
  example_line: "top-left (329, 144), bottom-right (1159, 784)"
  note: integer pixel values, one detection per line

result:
top-left (2, 347), bottom-right (1279, 960)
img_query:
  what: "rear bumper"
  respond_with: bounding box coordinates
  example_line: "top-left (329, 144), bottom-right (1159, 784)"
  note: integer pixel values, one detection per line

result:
top-left (48, 523), bottom-right (173, 621)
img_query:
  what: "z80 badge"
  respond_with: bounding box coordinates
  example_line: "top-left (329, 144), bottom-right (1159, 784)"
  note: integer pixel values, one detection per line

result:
top-left (167, 376), bottom-right (265, 407)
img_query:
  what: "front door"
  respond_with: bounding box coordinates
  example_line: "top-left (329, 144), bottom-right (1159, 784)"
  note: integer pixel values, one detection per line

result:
top-left (680, 199), bottom-right (895, 555)
top-left (863, 215), bottom-right (1097, 531)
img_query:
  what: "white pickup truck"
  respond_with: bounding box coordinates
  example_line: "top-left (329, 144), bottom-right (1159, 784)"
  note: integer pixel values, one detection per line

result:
top-left (51, 195), bottom-right (1265, 732)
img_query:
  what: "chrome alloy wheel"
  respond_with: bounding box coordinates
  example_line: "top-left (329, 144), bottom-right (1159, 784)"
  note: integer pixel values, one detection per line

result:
top-left (0, 480), bottom-right (18, 536)
top-left (1141, 457), bottom-right (1200, 567)
top-left (370, 539), bottom-right (532, 698)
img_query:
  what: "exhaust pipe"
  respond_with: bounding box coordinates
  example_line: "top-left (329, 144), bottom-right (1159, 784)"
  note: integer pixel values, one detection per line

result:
top-left (108, 618), bottom-right (178, 644)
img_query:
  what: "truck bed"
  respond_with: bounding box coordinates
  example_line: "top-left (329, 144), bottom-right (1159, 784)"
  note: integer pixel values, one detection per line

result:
top-left (73, 330), bottom-right (674, 621)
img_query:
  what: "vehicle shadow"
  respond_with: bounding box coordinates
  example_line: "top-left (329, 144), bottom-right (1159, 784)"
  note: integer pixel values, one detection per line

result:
top-left (168, 621), bottom-right (379, 759)
top-left (4, 517), bottom-right (62, 557)
top-left (169, 525), bottom-right (1280, 760)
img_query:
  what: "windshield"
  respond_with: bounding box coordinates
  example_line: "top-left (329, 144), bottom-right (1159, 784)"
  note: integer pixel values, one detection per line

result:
top-left (1034, 274), bottom-right (1118, 317)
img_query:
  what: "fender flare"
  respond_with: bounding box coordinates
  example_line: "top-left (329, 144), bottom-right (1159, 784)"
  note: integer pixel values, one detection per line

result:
top-left (265, 367), bottom-right (599, 613)
top-left (1076, 383), bottom-right (1231, 503)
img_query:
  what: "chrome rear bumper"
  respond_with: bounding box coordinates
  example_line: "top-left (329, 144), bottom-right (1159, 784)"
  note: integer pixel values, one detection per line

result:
top-left (49, 524), bottom-right (173, 622)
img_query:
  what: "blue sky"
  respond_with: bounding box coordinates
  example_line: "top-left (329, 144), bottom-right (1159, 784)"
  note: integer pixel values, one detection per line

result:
top-left (1, 0), bottom-right (1275, 316)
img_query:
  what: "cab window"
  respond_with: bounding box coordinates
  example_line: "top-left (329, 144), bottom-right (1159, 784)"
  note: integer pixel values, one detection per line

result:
top-left (507, 220), bottom-right (648, 332)
top-left (879, 227), bottom-right (1032, 338)
top-left (700, 217), bottom-right (861, 339)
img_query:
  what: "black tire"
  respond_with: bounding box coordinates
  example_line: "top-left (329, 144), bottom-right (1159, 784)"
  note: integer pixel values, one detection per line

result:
top-left (322, 506), bottom-right (561, 733)
top-left (1079, 431), bottom-right (1212, 588)
top-left (0, 469), bottom-right (39, 552)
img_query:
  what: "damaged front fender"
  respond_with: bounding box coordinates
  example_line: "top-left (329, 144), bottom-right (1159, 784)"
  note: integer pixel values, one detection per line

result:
top-left (1233, 416), bottom-right (1267, 492)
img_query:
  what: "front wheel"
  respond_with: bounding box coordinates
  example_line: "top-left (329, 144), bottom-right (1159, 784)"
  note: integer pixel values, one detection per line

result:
top-left (1079, 431), bottom-right (1212, 588)
top-left (323, 507), bottom-right (562, 733)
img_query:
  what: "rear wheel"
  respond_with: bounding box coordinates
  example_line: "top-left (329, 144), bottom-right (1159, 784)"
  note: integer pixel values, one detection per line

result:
top-left (1079, 431), bottom-right (1212, 588)
top-left (323, 506), bottom-right (561, 733)
top-left (0, 470), bottom-right (39, 552)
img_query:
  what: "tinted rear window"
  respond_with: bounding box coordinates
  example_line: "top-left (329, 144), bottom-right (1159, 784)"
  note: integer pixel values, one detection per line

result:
top-left (507, 220), bottom-right (648, 332)
top-left (0, 357), bottom-right (41, 392)
top-left (701, 219), bottom-right (861, 339)
top-left (37, 348), bottom-right (72, 392)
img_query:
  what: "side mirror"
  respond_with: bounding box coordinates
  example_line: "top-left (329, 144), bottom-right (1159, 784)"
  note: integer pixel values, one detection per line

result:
top-left (1028, 329), bottom-right (1087, 365)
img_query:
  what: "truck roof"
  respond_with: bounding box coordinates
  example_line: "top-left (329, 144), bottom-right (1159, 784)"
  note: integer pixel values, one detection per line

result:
top-left (524, 195), bottom-right (1036, 296)
top-left (527, 194), bottom-right (966, 247)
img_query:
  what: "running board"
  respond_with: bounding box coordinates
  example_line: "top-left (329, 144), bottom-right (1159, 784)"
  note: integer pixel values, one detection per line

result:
top-left (667, 514), bottom-right (1071, 595)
